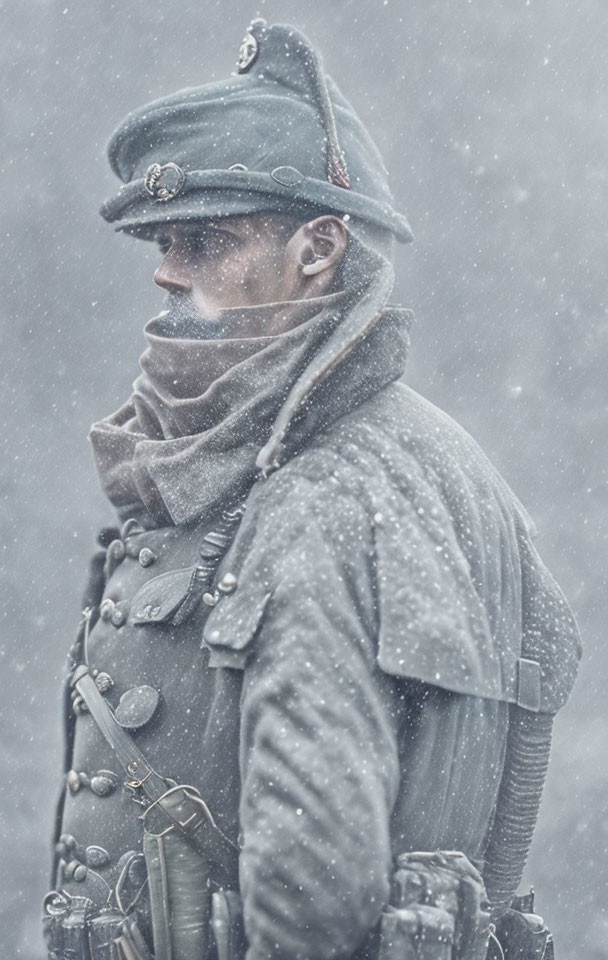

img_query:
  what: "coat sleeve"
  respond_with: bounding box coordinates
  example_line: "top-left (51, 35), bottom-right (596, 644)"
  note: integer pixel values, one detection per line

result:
top-left (237, 475), bottom-right (401, 960)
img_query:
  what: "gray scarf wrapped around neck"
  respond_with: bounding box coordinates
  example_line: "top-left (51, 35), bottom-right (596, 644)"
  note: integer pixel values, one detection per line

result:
top-left (89, 254), bottom-right (412, 527)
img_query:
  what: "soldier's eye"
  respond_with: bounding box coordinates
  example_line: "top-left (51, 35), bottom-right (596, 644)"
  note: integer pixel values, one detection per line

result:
top-left (185, 230), bottom-right (239, 259)
top-left (157, 237), bottom-right (172, 256)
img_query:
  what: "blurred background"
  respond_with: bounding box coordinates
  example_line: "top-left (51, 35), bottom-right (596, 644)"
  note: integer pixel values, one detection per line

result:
top-left (1, 0), bottom-right (606, 955)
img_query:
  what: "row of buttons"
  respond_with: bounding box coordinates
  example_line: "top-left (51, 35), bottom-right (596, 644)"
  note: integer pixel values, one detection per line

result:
top-left (101, 521), bottom-right (158, 626)
top-left (106, 537), bottom-right (157, 577)
top-left (56, 834), bottom-right (112, 882)
top-left (103, 517), bottom-right (158, 579)
top-left (108, 538), bottom-right (157, 567)
top-left (67, 768), bottom-right (118, 797)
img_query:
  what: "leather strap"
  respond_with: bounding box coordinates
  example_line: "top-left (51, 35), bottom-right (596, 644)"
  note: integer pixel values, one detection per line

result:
top-left (72, 665), bottom-right (239, 871)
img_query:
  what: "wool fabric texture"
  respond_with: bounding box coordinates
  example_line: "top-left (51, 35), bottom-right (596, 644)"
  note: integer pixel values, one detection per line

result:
top-left (89, 285), bottom-right (410, 526)
top-left (100, 21), bottom-right (412, 253)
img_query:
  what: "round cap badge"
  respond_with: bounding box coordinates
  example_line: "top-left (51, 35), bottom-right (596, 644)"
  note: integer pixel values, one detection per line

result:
top-left (144, 162), bottom-right (186, 202)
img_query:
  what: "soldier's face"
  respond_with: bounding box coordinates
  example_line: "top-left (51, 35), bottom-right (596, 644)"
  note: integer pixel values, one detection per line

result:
top-left (153, 215), bottom-right (305, 317)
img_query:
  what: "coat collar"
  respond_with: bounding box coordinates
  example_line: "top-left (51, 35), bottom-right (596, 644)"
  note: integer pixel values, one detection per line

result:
top-left (90, 248), bottom-right (412, 526)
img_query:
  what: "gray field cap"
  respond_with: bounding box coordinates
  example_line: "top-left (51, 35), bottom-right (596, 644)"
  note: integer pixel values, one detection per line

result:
top-left (100, 19), bottom-right (413, 247)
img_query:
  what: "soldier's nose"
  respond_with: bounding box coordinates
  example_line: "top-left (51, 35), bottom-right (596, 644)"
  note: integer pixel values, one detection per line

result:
top-left (153, 255), bottom-right (193, 294)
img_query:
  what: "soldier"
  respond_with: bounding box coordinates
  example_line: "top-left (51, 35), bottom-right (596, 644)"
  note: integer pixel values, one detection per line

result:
top-left (44, 20), bottom-right (581, 960)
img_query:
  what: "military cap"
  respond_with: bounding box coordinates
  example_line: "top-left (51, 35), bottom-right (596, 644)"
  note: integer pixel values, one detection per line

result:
top-left (100, 19), bottom-right (413, 250)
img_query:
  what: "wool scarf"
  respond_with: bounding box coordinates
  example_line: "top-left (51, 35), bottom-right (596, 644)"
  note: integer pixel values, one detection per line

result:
top-left (90, 280), bottom-right (411, 527)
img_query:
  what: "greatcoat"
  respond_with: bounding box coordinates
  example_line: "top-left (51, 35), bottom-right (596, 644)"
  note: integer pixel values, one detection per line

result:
top-left (53, 251), bottom-right (581, 960)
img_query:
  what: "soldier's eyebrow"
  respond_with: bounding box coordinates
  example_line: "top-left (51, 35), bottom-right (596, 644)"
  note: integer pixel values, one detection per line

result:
top-left (155, 223), bottom-right (241, 254)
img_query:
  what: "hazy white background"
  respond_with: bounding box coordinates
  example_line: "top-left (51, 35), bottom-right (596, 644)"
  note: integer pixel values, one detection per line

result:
top-left (1, 1), bottom-right (606, 955)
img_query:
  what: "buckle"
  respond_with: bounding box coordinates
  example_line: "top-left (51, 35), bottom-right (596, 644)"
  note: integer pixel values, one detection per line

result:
top-left (142, 783), bottom-right (239, 853)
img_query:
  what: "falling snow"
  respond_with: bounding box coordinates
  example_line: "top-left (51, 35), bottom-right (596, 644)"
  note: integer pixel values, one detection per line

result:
top-left (1, 2), bottom-right (606, 959)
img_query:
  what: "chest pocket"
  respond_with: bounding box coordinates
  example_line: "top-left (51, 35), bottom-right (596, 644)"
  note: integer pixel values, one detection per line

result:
top-left (128, 565), bottom-right (207, 627)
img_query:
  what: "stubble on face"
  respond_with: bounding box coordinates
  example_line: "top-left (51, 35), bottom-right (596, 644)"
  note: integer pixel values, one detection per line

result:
top-left (153, 214), bottom-right (305, 334)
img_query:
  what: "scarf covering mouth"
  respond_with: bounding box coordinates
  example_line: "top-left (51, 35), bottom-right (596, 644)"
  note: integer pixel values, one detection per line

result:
top-left (89, 254), bottom-right (413, 526)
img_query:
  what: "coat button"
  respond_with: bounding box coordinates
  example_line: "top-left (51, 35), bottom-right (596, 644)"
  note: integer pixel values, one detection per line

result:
top-left (124, 538), bottom-right (141, 559)
top-left (73, 863), bottom-right (88, 883)
top-left (57, 834), bottom-right (76, 858)
top-left (85, 845), bottom-right (111, 869)
top-left (89, 771), bottom-right (118, 797)
top-left (114, 685), bottom-right (160, 730)
top-left (111, 601), bottom-right (128, 628)
top-left (99, 598), bottom-right (116, 622)
top-left (63, 859), bottom-right (77, 880)
top-left (67, 770), bottom-right (81, 794)
top-left (138, 547), bottom-right (157, 567)
top-left (63, 857), bottom-right (87, 882)
top-left (105, 538), bottom-right (127, 578)
top-left (218, 572), bottom-right (238, 595)
top-left (107, 539), bottom-right (126, 563)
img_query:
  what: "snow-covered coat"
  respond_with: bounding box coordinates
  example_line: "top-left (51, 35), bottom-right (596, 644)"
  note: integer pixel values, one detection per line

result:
top-left (56, 249), bottom-right (581, 960)
top-left (203, 378), bottom-right (580, 957)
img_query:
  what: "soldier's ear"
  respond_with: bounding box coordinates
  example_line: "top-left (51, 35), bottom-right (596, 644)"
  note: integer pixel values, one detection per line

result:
top-left (294, 215), bottom-right (348, 276)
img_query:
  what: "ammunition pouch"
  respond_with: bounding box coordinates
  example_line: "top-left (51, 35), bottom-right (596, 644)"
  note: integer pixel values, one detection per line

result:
top-left (490, 894), bottom-right (554, 959)
top-left (43, 893), bottom-right (93, 960)
top-left (379, 851), bottom-right (491, 960)
top-left (43, 865), bottom-right (245, 960)
top-left (42, 891), bottom-right (153, 960)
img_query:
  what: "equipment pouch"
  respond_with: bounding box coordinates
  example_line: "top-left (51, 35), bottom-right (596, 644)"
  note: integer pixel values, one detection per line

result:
top-left (143, 827), bottom-right (212, 960)
top-left (379, 904), bottom-right (453, 960)
top-left (381, 851), bottom-right (491, 960)
top-left (43, 892), bottom-right (94, 960)
top-left (87, 906), bottom-right (155, 960)
top-left (87, 908), bottom-right (125, 960)
top-left (493, 906), bottom-right (554, 959)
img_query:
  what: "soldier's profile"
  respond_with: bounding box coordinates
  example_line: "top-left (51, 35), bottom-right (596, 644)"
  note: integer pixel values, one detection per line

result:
top-left (44, 19), bottom-right (580, 960)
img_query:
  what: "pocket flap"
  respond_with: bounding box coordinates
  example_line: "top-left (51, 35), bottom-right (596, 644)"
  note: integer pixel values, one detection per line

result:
top-left (129, 566), bottom-right (201, 625)
top-left (202, 588), bottom-right (271, 669)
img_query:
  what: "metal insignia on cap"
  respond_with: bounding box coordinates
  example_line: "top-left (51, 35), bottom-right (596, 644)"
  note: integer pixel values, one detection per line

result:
top-left (236, 26), bottom-right (259, 73)
top-left (144, 162), bottom-right (186, 202)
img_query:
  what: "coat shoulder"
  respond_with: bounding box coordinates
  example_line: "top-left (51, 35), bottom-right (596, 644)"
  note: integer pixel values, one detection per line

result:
top-left (323, 381), bottom-right (531, 518)
top-left (206, 382), bottom-right (581, 713)
top-left (264, 380), bottom-right (531, 536)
